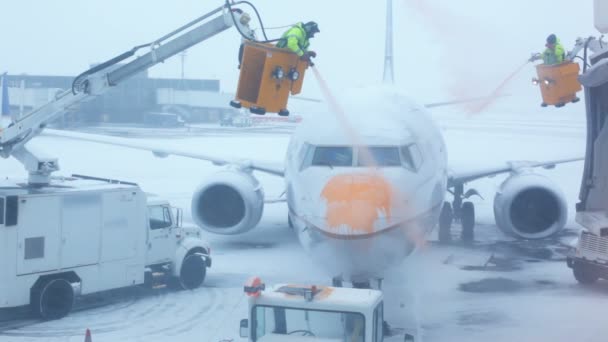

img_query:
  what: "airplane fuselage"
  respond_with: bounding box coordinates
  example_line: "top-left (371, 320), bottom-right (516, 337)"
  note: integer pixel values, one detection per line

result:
top-left (284, 87), bottom-right (448, 282)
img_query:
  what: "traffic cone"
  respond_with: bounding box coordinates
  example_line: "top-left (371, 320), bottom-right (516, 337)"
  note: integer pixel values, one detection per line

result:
top-left (84, 329), bottom-right (92, 342)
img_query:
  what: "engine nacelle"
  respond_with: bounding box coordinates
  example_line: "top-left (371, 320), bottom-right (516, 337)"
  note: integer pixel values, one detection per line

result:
top-left (191, 169), bottom-right (264, 235)
top-left (494, 171), bottom-right (568, 239)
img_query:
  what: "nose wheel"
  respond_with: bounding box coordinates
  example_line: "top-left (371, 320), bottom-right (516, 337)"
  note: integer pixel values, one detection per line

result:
top-left (332, 276), bottom-right (343, 287)
top-left (438, 202), bottom-right (453, 243)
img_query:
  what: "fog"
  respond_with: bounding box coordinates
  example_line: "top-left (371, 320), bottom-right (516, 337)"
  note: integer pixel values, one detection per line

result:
top-left (0, 1), bottom-right (596, 101)
top-left (0, 2), bottom-right (603, 341)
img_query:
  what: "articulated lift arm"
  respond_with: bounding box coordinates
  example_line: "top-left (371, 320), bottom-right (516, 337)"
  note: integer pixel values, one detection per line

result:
top-left (566, 36), bottom-right (607, 63)
top-left (0, 2), bottom-right (253, 185)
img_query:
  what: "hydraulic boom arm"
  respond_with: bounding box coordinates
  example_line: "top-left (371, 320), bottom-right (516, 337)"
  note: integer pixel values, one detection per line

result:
top-left (0, 2), bottom-right (253, 185)
top-left (566, 36), bottom-right (607, 63)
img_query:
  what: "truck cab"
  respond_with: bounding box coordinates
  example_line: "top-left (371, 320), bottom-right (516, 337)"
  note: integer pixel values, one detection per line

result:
top-left (239, 279), bottom-right (413, 342)
top-left (145, 196), bottom-right (212, 290)
top-left (146, 197), bottom-right (185, 266)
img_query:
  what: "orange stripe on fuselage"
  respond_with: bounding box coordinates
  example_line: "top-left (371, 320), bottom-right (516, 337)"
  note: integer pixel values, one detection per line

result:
top-left (321, 173), bottom-right (394, 234)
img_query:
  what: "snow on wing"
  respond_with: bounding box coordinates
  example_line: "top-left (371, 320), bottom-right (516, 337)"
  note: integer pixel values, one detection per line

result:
top-left (43, 129), bottom-right (285, 177)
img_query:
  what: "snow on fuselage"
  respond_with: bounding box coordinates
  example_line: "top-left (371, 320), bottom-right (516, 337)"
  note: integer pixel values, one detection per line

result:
top-left (284, 86), bottom-right (448, 282)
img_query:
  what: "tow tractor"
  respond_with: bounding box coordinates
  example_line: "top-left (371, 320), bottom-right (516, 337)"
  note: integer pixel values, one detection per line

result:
top-left (565, 0), bottom-right (608, 284)
top-left (239, 277), bottom-right (415, 342)
top-left (0, 1), bottom-right (308, 319)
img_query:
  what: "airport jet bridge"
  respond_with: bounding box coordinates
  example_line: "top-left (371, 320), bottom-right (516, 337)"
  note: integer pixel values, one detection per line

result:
top-left (566, 0), bottom-right (608, 284)
top-left (576, 0), bottom-right (608, 235)
top-left (0, 2), bottom-right (255, 185)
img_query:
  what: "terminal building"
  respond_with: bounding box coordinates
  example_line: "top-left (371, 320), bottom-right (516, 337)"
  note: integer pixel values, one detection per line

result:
top-left (3, 70), bottom-right (237, 126)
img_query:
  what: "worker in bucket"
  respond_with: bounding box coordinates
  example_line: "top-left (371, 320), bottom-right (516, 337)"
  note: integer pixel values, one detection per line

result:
top-left (529, 34), bottom-right (566, 65)
top-left (276, 21), bottom-right (320, 63)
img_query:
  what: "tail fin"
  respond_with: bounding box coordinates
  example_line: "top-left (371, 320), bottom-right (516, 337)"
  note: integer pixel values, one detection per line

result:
top-left (1, 73), bottom-right (10, 116)
top-left (382, 0), bottom-right (395, 85)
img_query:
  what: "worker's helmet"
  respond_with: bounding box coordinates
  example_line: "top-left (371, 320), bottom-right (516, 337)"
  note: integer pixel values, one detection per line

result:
top-left (240, 12), bottom-right (251, 25)
top-left (546, 34), bottom-right (557, 45)
top-left (303, 21), bottom-right (320, 37)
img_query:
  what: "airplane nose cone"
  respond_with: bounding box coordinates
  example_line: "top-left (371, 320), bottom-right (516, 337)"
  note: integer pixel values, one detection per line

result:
top-left (320, 173), bottom-right (396, 234)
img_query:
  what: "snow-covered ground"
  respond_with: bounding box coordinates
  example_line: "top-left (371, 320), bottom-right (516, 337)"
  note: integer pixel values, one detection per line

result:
top-left (1, 95), bottom-right (605, 342)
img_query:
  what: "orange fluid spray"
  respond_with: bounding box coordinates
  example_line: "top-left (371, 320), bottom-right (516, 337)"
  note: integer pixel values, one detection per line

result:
top-left (311, 67), bottom-right (378, 167)
top-left (465, 60), bottom-right (530, 116)
top-left (403, 0), bottom-right (524, 116)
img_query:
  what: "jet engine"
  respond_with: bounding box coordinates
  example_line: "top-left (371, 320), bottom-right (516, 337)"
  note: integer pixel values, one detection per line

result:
top-left (494, 171), bottom-right (567, 239)
top-left (191, 170), bottom-right (264, 235)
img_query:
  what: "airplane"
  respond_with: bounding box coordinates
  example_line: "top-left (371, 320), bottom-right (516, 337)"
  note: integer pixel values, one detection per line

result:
top-left (44, 0), bottom-right (581, 287)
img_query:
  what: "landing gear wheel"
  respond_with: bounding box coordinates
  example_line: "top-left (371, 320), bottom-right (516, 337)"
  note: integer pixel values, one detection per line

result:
top-left (332, 277), bottom-right (343, 287)
top-left (573, 262), bottom-right (599, 285)
top-left (33, 279), bottom-right (74, 320)
top-left (352, 281), bottom-right (371, 289)
top-left (572, 97), bottom-right (580, 103)
top-left (541, 102), bottom-right (548, 107)
top-left (278, 109), bottom-right (290, 117)
top-left (179, 254), bottom-right (207, 290)
top-left (555, 102), bottom-right (566, 108)
top-left (229, 100), bottom-right (242, 109)
top-left (460, 201), bottom-right (475, 242)
top-left (438, 202), bottom-right (453, 243)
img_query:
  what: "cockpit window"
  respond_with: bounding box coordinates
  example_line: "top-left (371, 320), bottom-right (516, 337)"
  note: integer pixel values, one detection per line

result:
top-left (299, 144), bottom-right (422, 171)
top-left (357, 147), bottom-right (402, 167)
top-left (311, 146), bottom-right (353, 167)
top-left (400, 144), bottom-right (423, 171)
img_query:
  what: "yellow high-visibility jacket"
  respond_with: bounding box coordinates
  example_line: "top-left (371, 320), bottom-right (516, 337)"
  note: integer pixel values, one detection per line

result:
top-left (543, 39), bottom-right (566, 65)
top-left (276, 23), bottom-right (310, 57)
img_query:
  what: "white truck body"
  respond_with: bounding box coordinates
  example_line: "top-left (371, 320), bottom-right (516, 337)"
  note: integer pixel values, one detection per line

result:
top-left (0, 177), bottom-right (210, 316)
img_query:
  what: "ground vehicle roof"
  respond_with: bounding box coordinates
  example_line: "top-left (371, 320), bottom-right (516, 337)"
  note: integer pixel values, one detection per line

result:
top-left (251, 284), bottom-right (383, 312)
top-left (0, 176), bottom-right (140, 196)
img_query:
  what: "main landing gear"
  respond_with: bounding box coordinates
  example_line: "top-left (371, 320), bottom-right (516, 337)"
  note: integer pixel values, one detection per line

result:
top-left (438, 183), bottom-right (481, 244)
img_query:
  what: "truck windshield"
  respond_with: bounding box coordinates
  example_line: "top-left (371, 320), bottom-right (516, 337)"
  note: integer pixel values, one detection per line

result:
top-left (252, 305), bottom-right (365, 341)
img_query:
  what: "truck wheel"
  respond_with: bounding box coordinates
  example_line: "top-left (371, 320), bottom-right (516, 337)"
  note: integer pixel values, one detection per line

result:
top-left (34, 279), bottom-right (74, 320)
top-left (179, 254), bottom-right (207, 290)
top-left (573, 262), bottom-right (599, 285)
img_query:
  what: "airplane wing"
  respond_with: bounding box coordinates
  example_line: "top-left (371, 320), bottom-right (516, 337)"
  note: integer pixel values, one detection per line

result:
top-left (424, 94), bottom-right (511, 109)
top-left (45, 130), bottom-right (581, 187)
top-left (448, 157), bottom-right (583, 187)
top-left (44, 129), bottom-right (286, 177)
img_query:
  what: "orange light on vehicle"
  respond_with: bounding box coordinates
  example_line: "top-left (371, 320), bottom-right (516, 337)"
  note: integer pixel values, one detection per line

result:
top-left (244, 276), bottom-right (265, 297)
